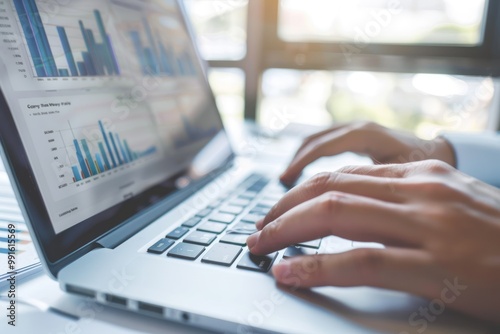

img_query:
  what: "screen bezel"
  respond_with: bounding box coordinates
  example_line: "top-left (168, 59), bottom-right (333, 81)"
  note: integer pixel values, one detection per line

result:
top-left (0, 0), bottom-right (234, 276)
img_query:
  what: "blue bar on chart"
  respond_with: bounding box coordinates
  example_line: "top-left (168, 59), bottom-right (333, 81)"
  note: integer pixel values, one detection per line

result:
top-left (99, 120), bottom-right (116, 168)
top-left (13, 0), bottom-right (46, 76)
top-left (73, 139), bottom-right (90, 178)
top-left (95, 153), bottom-right (105, 173)
top-left (129, 18), bottom-right (196, 77)
top-left (15, 0), bottom-right (120, 78)
top-left (81, 139), bottom-right (98, 176)
top-left (71, 166), bottom-right (82, 182)
top-left (58, 69), bottom-right (70, 77)
top-left (70, 120), bottom-right (158, 182)
top-left (116, 134), bottom-right (129, 164)
top-left (57, 26), bottom-right (78, 76)
top-left (98, 142), bottom-right (111, 170)
top-left (109, 133), bottom-right (123, 166)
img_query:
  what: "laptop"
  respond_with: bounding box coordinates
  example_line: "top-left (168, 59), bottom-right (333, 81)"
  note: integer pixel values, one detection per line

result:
top-left (0, 1), bottom-right (484, 333)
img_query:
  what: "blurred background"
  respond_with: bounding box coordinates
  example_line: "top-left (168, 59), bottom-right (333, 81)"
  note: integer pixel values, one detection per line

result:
top-left (183, 0), bottom-right (500, 139)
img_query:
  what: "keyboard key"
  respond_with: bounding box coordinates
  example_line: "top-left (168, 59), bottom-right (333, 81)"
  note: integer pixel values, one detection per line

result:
top-left (297, 239), bottom-right (322, 249)
top-left (220, 233), bottom-right (248, 246)
top-left (202, 243), bottom-right (242, 266)
top-left (229, 198), bottom-right (251, 207)
top-left (197, 222), bottom-right (227, 234)
top-left (283, 246), bottom-right (317, 258)
top-left (196, 208), bottom-right (212, 218)
top-left (237, 252), bottom-right (278, 272)
top-left (247, 179), bottom-right (269, 193)
top-left (168, 243), bottom-right (205, 260)
top-left (256, 199), bottom-right (276, 208)
top-left (147, 238), bottom-right (175, 254)
top-left (243, 174), bottom-right (263, 185)
top-left (208, 200), bottom-right (223, 209)
top-left (219, 204), bottom-right (244, 215)
top-left (250, 207), bottom-right (270, 216)
top-left (182, 217), bottom-right (202, 228)
top-left (264, 192), bottom-right (284, 201)
top-left (240, 213), bottom-right (265, 224)
top-left (166, 226), bottom-right (190, 240)
top-left (247, 184), bottom-right (265, 193)
top-left (239, 192), bottom-right (257, 200)
top-left (184, 231), bottom-right (217, 246)
top-left (228, 223), bottom-right (257, 235)
top-left (209, 212), bottom-right (236, 224)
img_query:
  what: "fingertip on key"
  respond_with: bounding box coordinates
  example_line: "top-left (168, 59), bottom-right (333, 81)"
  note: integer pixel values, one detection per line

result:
top-left (246, 232), bottom-right (259, 250)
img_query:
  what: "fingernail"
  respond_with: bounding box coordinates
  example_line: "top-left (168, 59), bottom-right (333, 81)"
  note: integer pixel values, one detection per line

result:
top-left (272, 262), bottom-right (291, 282)
top-left (246, 232), bottom-right (259, 250)
top-left (255, 219), bottom-right (264, 230)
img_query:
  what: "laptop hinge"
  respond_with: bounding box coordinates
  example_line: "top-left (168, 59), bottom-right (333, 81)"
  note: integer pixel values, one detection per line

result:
top-left (94, 162), bottom-right (234, 249)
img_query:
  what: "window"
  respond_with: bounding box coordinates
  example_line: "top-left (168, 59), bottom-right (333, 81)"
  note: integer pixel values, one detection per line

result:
top-left (259, 69), bottom-right (494, 137)
top-left (184, 0), bottom-right (249, 125)
top-left (208, 68), bottom-right (245, 127)
top-left (184, 0), bottom-right (248, 60)
top-left (184, 0), bottom-right (500, 132)
top-left (278, 0), bottom-right (488, 45)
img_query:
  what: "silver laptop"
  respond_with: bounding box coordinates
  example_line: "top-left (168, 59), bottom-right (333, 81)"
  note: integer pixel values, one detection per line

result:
top-left (0, 1), bottom-right (484, 333)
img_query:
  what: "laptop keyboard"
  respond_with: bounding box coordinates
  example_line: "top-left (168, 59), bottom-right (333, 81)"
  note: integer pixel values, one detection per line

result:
top-left (144, 173), bottom-right (322, 272)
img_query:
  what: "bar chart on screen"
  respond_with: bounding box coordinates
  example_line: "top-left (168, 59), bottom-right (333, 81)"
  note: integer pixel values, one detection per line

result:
top-left (17, 94), bottom-right (164, 199)
top-left (12, 0), bottom-right (120, 78)
top-left (0, 0), bottom-right (134, 91)
top-left (127, 17), bottom-right (197, 77)
top-left (0, 0), bottom-right (197, 91)
top-left (67, 119), bottom-right (158, 183)
top-left (47, 117), bottom-right (162, 193)
top-left (111, 0), bottom-right (198, 78)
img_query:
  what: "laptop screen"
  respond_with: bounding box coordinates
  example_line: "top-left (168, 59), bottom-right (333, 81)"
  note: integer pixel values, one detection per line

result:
top-left (0, 0), bottom-right (231, 263)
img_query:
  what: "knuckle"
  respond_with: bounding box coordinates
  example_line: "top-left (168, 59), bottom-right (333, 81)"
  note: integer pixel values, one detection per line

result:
top-left (302, 133), bottom-right (316, 145)
top-left (261, 220), bottom-right (282, 241)
top-left (304, 137), bottom-right (323, 152)
top-left (298, 256), bottom-right (322, 276)
top-left (352, 121), bottom-right (378, 131)
top-left (306, 172), bottom-right (333, 195)
top-left (415, 179), bottom-right (460, 199)
top-left (285, 256), bottom-right (324, 286)
top-left (298, 139), bottom-right (314, 153)
top-left (425, 203), bottom-right (464, 229)
top-left (425, 205), bottom-right (453, 225)
top-left (266, 202), bottom-right (280, 221)
top-left (420, 180), bottom-right (447, 194)
top-left (352, 249), bottom-right (385, 280)
top-left (423, 160), bottom-right (453, 174)
top-left (303, 256), bottom-right (326, 282)
top-left (317, 191), bottom-right (345, 216)
top-left (336, 164), bottom-right (359, 175)
top-left (405, 172), bottom-right (450, 194)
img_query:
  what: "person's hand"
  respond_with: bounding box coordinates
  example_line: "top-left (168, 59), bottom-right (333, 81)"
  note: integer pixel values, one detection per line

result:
top-left (247, 161), bottom-right (500, 323)
top-left (280, 121), bottom-right (456, 185)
